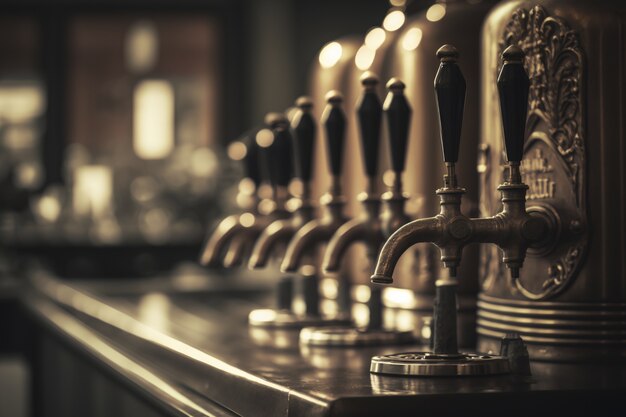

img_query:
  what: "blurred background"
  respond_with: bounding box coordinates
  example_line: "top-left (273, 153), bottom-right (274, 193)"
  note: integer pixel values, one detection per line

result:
top-left (0, 1), bottom-right (394, 415)
top-left (0, 0), bottom-right (389, 276)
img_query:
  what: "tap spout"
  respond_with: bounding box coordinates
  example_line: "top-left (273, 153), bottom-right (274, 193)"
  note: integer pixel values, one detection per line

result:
top-left (248, 198), bottom-right (314, 269)
top-left (322, 218), bottom-right (382, 274)
top-left (248, 219), bottom-right (296, 269)
top-left (199, 214), bottom-right (246, 267)
top-left (281, 219), bottom-right (336, 272)
top-left (223, 234), bottom-right (249, 268)
top-left (370, 217), bottom-right (442, 284)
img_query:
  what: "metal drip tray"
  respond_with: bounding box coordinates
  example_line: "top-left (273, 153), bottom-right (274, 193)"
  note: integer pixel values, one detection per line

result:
top-left (300, 326), bottom-right (416, 347)
top-left (370, 352), bottom-right (510, 376)
top-left (248, 308), bottom-right (351, 329)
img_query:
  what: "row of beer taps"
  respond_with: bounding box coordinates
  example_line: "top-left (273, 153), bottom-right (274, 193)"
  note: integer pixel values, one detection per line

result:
top-left (200, 44), bottom-right (544, 376)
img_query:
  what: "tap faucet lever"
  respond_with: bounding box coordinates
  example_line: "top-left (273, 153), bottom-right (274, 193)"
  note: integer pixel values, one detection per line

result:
top-left (497, 45), bottom-right (529, 184)
top-left (322, 91), bottom-right (347, 181)
top-left (260, 113), bottom-right (294, 190)
top-left (435, 44), bottom-right (466, 187)
top-left (380, 78), bottom-right (412, 236)
top-left (321, 76), bottom-right (385, 275)
top-left (384, 78), bottom-right (411, 179)
top-left (232, 128), bottom-right (263, 189)
top-left (291, 96), bottom-right (316, 185)
top-left (356, 71), bottom-right (383, 182)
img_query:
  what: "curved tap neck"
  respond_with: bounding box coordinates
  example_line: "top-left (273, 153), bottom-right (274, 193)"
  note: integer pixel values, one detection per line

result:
top-left (371, 217), bottom-right (443, 284)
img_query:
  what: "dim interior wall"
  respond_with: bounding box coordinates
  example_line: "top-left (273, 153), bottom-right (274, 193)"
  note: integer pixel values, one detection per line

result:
top-left (243, 0), bottom-right (388, 127)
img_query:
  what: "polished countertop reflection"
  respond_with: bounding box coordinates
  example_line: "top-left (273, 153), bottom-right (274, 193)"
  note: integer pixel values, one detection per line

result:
top-left (24, 271), bottom-right (626, 417)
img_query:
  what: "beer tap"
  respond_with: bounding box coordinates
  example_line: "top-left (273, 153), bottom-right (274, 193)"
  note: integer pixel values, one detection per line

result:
top-left (299, 74), bottom-right (414, 346)
top-left (248, 98), bottom-right (351, 329)
top-left (369, 45), bottom-right (542, 376)
top-left (247, 97), bottom-right (316, 269)
top-left (280, 91), bottom-right (350, 274)
top-left (199, 114), bottom-right (291, 268)
top-left (199, 127), bottom-right (261, 268)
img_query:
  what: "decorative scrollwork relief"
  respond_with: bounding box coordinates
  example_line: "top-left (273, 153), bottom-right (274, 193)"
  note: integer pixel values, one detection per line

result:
top-left (495, 5), bottom-right (587, 299)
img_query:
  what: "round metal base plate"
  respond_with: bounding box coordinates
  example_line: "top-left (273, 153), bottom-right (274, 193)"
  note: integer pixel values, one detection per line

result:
top-left (370, 352), bottom-right (511, 376)
top-left (300, 326), bottom-right (416, 347)
top-left (248, 309), bottom-right (351, 329)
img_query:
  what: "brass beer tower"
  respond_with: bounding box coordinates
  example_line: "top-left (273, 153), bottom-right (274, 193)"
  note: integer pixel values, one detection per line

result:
top-left (370, 45), bottom-right (542, 376)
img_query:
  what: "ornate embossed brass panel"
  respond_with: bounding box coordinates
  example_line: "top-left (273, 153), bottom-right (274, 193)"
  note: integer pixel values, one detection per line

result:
top-left (478, 0), bottom-right (626, 360)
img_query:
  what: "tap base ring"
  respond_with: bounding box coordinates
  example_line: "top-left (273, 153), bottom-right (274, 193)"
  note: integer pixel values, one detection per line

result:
top-left (248, 308), bottom-right (351, 329)
top-left (299, 326), bottom-right (416, 347)
top-left (370, 351), bottom-right (510, 376)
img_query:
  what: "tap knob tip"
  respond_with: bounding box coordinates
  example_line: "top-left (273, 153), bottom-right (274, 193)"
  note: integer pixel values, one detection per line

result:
top-left (325, 90), bottom-right (343, 105)
top-left (436, 44), bottom-right (459, 62)
top-left (360, 71), bottom-right (380, 89)
top-left (255, 128), bottom-right (274, 148)
top-left (264, 112), bottom-right (289, 129)
top-left (295, 95), bottom-right (313, 109)
top-left (502, 45), bottom-right (525, 63)
top-left (386, 77), bottom-right (405, 91)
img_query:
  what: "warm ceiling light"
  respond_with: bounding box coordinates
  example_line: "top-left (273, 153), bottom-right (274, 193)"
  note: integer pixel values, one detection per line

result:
top-left (402, 27), bottom-right (423, 51)
top-left (125, 20), bottom-right (159, 74)
top-left (240, 212), bottom-right (255, 228)
top-left (133, 79), bottom-right (174, 160)
top-left (426, 4), bottom-right (446, 22)
top-left (355, 45), bottom-right (376, 70)
top-left (383, 10), bottom-right (406, 32)
top-left (255, 129), bottom-right (274, 148)
top-left (318, 41), bottom-right (343, 68)
top-left (227, 141), bottom-right (247, 161)
top-left (364, 27), bottom-right (386, 50)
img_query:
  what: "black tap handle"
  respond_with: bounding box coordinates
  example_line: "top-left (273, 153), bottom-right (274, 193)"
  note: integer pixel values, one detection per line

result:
top-left (497, 45), bottom-right (529, 164)
top-left (321, 91), bottom-right (346, 176)
top-left (434, 44), bottom-right (466, 163)
top-left (356, 72), bottom-right (383, 177)
top-left (259, 112), bottom-right (293, 187)
top-left (290, 96), bottom-right (316, 183)
top-left (231, 128), bottom-right (263, 187)
top-left (383, 78), bottom-right (412, 174)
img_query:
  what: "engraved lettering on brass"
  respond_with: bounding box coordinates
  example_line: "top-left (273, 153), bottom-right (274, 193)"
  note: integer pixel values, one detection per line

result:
top-left (521, 148), bottom-right (556, 200)
top-left (484, 5), bottom-right (588, 299)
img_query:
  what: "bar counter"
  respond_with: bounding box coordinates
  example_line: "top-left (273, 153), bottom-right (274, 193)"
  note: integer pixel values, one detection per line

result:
top-left (23, 271), bottom-right (625, 417)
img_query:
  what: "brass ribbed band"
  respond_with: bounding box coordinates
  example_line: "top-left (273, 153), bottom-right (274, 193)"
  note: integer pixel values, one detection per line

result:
top-left (477, 294), bottom-right (626, 345)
